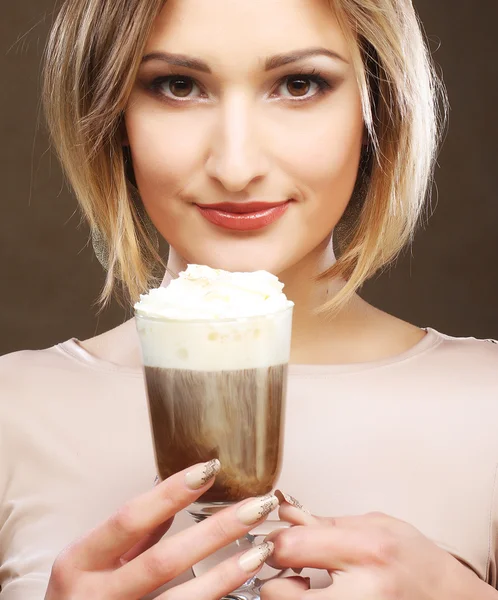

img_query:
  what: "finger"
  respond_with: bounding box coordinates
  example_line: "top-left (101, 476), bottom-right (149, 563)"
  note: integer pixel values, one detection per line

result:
top-left (275, 491), bottom-right (318, 527)
top-left (115, 492), bottom-right (280, 599)
top-left (276, 494), bottom-right (379, 531)
top-left (69, 460), bottom-right (221, 570)
top-left (267, 524), bottom-right (371, 571)
top-left (157, 542), bottom-right (275, 600)
top-left (261, 576), bottom-right (311, 600)
top-left (119, 517), bottom-right (174, 565)
top-left (275, 491), bottom-right (338, 528)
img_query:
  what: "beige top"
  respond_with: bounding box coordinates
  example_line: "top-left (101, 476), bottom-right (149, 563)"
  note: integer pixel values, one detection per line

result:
top-left (1, 328), bottom-right (497, 598)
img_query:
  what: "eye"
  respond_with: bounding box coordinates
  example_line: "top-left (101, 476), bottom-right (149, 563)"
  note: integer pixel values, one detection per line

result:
top-left (272, 69), bottom-right (332, 101)
top-left (150, 75), bottom-right (203, 100)
top-left (285, 77), bottom-right (312, 97)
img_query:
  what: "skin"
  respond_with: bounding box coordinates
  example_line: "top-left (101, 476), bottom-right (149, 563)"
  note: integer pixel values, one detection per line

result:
top-left (63, 0), bottom-right (496, 598)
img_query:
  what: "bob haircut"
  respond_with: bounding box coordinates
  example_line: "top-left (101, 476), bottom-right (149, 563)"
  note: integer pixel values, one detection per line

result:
top-left (42, 0), bottom-right (447, 312)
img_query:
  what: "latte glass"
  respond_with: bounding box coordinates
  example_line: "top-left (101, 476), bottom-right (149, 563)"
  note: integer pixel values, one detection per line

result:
top-left (135, 306), bottom-right (293, 600)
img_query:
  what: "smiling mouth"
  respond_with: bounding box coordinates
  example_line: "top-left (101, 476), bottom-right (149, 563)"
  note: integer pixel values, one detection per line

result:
top-left (195, 200), bottom-right (292, 231)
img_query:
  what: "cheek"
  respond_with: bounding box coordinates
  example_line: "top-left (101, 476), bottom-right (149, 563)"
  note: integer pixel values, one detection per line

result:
top-left (125, 109), bottom-right (208, 194)
top-left (274, 100), bottom-right (364, 194)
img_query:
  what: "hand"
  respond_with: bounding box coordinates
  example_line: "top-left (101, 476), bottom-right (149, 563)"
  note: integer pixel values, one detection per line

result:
top-left (261, 494), bottom-right (497, 599)
top-left (45, 461), bottom-right (278, 600)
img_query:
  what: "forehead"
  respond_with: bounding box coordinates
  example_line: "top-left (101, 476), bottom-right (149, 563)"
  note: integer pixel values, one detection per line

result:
top-left (145, 0), bottom-right (351, 68)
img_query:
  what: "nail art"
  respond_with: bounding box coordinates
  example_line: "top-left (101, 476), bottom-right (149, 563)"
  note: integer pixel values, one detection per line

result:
top-left (239, 541), bottom-right (275, 573)
top-left (237, 493), bottom-right (279, 525)
top-left (185, 459), bottom-right (221, 490)
top-left (275, 490), bottom-right (311, 514)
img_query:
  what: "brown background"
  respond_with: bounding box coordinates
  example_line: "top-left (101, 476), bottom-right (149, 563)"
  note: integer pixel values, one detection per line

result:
top-left (1, 1), bottom-right (497, 357)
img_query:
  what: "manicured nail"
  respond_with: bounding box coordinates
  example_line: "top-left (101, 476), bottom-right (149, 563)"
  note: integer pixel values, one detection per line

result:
top-left (275, 490), bottom-right (311, 514)
top-left (239, 542), bottom-right (275, 573)
top-left (237, 494), bottom-right (279, 525)
top-left (185, 459), bottom-right (221, 490)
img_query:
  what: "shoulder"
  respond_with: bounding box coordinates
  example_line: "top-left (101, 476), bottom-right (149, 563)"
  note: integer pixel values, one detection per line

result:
top-left (0, 342), bottom-right (78, 379)
top-left (0, 340), bottom-right (99, 414)
top-left (432, 329), bottom-right (498, 360)
top-left (424, 328), bottom-right (498, 387)
top-left (0, 338), bottom-right (143, 410)
top-left (0, 345), bottom-right (76, 467)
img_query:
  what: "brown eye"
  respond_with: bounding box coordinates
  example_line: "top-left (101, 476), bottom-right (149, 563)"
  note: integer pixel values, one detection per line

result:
top-left (286, 77), bottom-right (311, 97)
top-left (169, 77), bottom-right (194, 97)
top-left (272, 71), bottom-right (332, 102)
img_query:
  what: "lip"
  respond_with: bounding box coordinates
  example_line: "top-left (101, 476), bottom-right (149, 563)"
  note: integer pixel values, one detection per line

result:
top-left (195, 200), bottom-right (292, 231)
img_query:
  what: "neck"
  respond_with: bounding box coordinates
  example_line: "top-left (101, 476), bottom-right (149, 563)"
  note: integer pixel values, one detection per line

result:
top-left (277, 234), bottom-right (341, 317)
top-left (275, 235), bottom-right (368, 362)
top-left (161, 250), bottom-right (187, 287)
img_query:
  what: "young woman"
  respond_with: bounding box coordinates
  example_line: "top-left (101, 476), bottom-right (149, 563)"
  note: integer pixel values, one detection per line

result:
top-left (1, 0), bottom-right (497, 598)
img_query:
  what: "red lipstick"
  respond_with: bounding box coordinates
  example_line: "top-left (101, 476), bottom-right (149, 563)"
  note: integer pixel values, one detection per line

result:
top-left (195, 200), bottom-right (291, 231)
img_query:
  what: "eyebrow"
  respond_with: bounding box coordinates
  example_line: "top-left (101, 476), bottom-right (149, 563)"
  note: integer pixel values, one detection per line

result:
top-left (140, 47), bottom-right (348, 73)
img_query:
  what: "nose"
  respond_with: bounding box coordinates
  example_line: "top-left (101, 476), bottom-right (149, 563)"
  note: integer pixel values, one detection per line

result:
top-left (205, 95), bottom-right (270, 192)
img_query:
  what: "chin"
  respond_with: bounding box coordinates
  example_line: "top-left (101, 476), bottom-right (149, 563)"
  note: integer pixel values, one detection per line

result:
top-left (192, 256), bottom-right (285, 275)
top-left (181, 242), bottom-right (296, 275)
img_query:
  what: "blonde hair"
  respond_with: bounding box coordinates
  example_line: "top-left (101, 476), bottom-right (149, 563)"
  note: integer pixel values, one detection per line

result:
top-left (42, 0), bottom-right (447, 312)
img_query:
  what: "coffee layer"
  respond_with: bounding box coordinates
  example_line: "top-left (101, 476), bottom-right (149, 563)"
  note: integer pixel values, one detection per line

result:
top-left (145, 364), bottom-right (287, 502)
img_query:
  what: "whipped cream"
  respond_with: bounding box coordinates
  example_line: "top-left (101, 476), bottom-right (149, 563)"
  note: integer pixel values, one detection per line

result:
top-left (134, 265), bottom-right (293, 370)
top-left (134, 264), bottom-right (294, 320)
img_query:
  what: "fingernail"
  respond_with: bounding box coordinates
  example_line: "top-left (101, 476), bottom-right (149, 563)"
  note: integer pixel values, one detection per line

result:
top-left (153, 476), bottom-right (161, 486)
top-left (275, 490), bottom-right (311, 514)
top-left (239, 541), bottom-right (275, 573)
top-left (237, 494), bottom-right (279, 525)
top-left (185, 459), bottom-right (221, 490)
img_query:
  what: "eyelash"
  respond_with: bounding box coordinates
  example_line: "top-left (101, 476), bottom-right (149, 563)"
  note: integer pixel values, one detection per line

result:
top-left (148, 68), bottom-right (333, 104)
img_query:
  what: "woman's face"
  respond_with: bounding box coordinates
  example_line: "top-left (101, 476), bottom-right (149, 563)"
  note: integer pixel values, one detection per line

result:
top-left (125, 0), bottom-right (364, 274)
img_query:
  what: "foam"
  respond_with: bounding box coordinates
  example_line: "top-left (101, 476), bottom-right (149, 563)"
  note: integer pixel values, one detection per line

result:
top-left (136, 310), bottom-right (292, 370)
top-left (135, 265), bottom-right (293, 371)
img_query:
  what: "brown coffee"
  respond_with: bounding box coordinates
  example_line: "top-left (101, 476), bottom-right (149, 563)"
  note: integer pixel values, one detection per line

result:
top-left (144, 364), bottom-right (287, 502)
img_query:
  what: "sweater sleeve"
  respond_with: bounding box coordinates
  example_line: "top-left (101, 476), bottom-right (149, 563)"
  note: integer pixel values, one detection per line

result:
top-left (0, 352), bottom-right (20, 594)
top-left (0, 377), bottom-right (9, 593)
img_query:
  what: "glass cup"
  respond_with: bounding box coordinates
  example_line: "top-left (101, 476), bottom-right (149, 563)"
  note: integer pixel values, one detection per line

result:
top-left (135, 305), bottom-right (293, 599)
